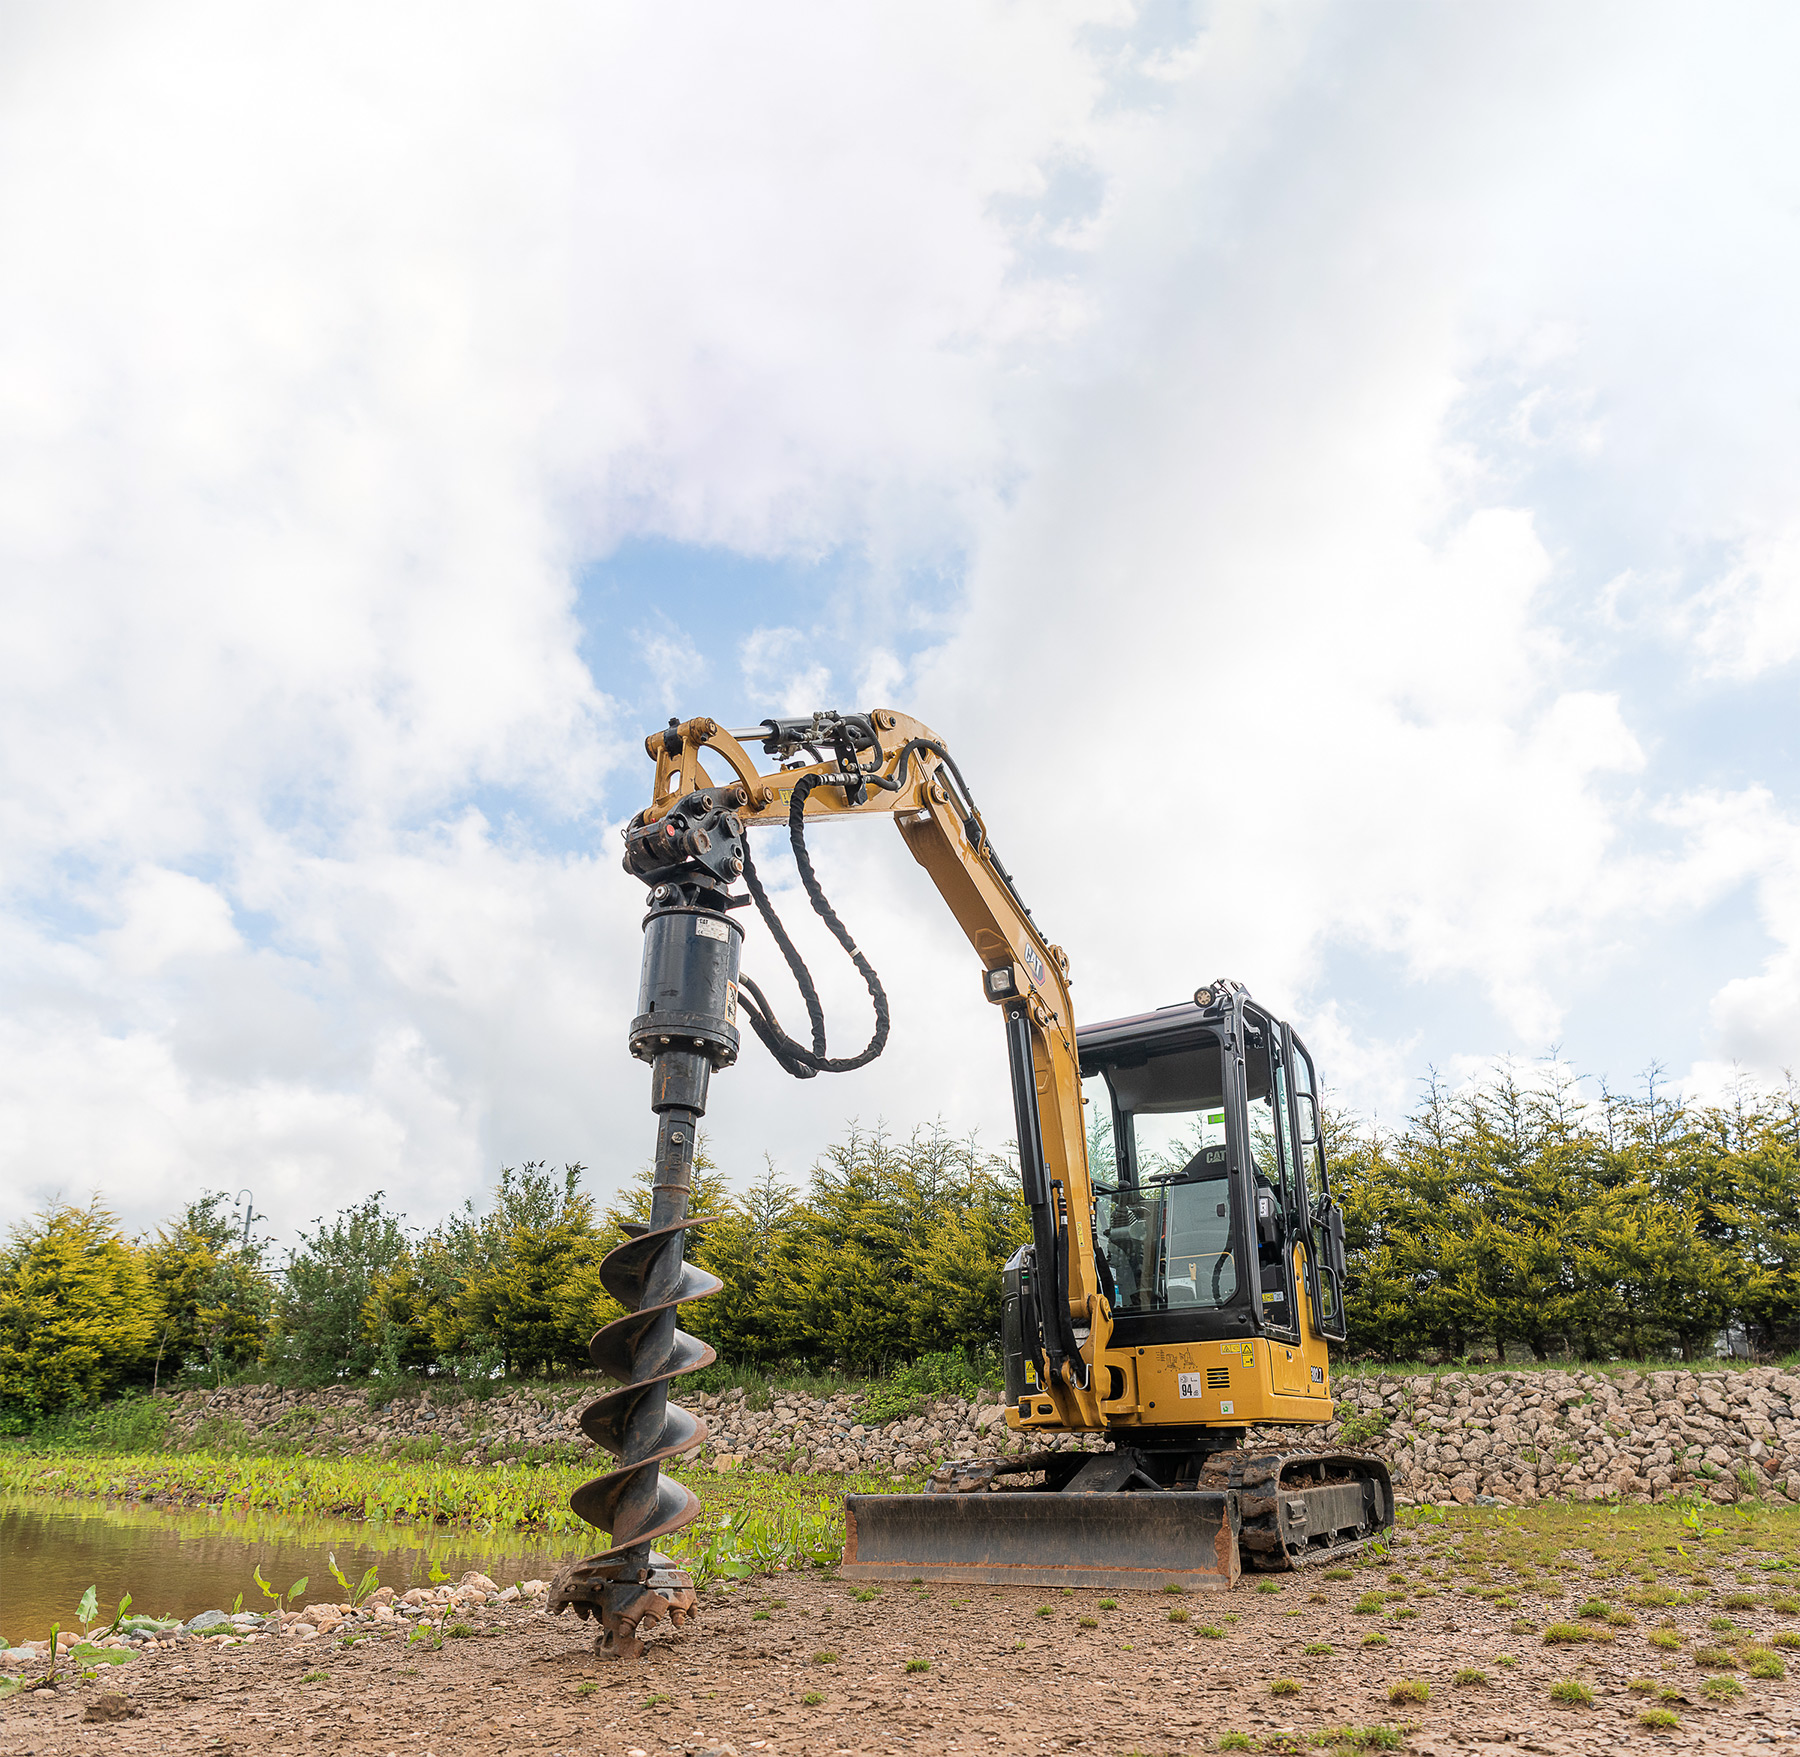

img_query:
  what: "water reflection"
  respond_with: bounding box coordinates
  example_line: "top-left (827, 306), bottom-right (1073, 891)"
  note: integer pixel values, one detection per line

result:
top-left (0, 1493), bottom-right (591, 1644)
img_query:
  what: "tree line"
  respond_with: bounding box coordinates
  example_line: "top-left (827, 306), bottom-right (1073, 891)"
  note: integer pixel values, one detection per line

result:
top-left (2, 1067), bottom-right (1796, 1419)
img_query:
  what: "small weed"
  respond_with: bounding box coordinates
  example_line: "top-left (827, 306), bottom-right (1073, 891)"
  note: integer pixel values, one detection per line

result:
top-left (1323, 1568), bottom-right (1353, 1581)
top-left (1722, 1592), bottom-right (1760, 1610)
top-left (801, 1691), bottom-right (824, 1707)
top-left (1077, 1617), bottom-right (1097, 1630)
top-left (1604, 1609), bottom-right (1636, 1627)
top-left (905, 1658), bottom-right (929, 1674)
top-left (1216, 1737), bottom-right (1253, 1752)
top-left (1199, 1625), bottom-right (1224, 1639)
top-left (644, 1694), bottom-right (669, 1708)
top-left (1693, 1646), bottom-right (1736, 1667)
top-left (576, 1681), bottom-right (598, 1696)
top-left (1702, 1675), bottom-right (1745, 1700)
top-left (1453, 1668), bottom-right (1487, 1687)
top-left (1034, 1606), bottom-right (1053, 1618)
top-left (1257, 1581), bottom-right (1281, 1596)
top-left (1708, 1616), bottom-right (1739, 1633)
top-left (1577, 1599), bottom-right (1610, 1619)
top-left (1627, 1677), bottom-right (1656, 1694)
top-left (752, 1611), bottom-right (771, 1622)
top-left (446, 1623), bottom-right (473, 1639)
top-left (1387, 1679), bottom-right (1428, 1705)
top-left (1168, 1608), bottom-right (1190, 1624)
top-left (852, 1589), bottom-right (880, 1603)
top-left (1303, 1642), bottom-right (1333, 1656)
top-left (1352, 1594), bottom-right (1384, 1616)
top-left (298, 1669), bottom-right (328, 1684)
top-left (1638, 1708), bottom-right (1680, 1729)
top-left (1097, 1598), bottom-right (1118, 1610)
top-left (1543, 1623), bottom-right (1590, 1644)
top-left (813, 1651), bottom-right (838, 1665)
top-left (1163, 1582), bottom-right (1185, 1595)
top-left (1549, 1680), bottom-right (1593, 1706)
top-left (1771, 1631), bottom-right (1800, 1650)
top-left (1771, 1594), bottom-right (1800, 1615)
top-left (1747, 1651), bottom-right (1786, 1679)
top-left (1270, 1679), bottom-right (1300, 1697)
top-left (1648, 1627), bottom-right (1682, 1650)
top-left (1388, 1606), bottom-right (1419, 1621)
top-left (1496, 1653), bottom-right (1517, 1667)
top-left (1361, 1632), bottom-right (1389, 1648)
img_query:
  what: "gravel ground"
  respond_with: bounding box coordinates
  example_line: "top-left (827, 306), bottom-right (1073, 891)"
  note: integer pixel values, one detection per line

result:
top-left (5, 1524), bottom-right (1799, 1757)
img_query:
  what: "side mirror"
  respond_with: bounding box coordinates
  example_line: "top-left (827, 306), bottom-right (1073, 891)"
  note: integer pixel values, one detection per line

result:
top-left (1295, 1090), bottom-right (1320, 1146)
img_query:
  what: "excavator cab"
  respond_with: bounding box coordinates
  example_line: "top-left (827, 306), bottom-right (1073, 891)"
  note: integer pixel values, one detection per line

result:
top-left (1078, 995), bottom-right (1350, 1356)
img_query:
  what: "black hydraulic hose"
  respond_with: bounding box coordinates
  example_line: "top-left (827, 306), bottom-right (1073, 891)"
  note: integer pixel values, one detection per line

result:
top-left (736, 773), bottom-right (890, 1078)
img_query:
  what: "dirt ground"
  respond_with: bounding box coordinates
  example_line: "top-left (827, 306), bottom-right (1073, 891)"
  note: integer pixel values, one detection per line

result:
top-left (5, 1527), bottom-right (1798, 1757)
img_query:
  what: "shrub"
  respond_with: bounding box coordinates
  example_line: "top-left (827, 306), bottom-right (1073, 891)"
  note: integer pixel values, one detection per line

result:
top-left (0, 1201), bottom-right (158, 1416)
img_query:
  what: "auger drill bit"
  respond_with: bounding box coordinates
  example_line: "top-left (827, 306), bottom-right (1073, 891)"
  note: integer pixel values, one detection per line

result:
top-left (549, 794), bottom-right (747, 1658)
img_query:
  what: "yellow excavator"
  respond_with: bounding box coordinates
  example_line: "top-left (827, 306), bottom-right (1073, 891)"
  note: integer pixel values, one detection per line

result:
top-left (548, 708), bottom-right (1391, 1656)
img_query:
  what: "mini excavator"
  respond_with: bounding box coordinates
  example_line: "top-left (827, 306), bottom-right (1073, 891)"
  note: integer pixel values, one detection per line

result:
top-left (547, 709), bottom-right (1391, 1657)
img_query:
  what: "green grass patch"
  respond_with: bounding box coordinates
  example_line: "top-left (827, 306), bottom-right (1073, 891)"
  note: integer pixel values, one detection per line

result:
top-left (1648, 1626), bottom-right (1682, 1650)
top-left (1303, 1642), bottom-right (1333, 1656)
top-left (1269, 1678), bottom-right (1299, 1697)
top-left (1638, 1708), bottom-right (1679, 1729)
top-left (1452, 1668), bottom-right (1487, 1686)
top-left (1702, 1674), bottom-right (1745, 1700)
top-left (1387, 1679), bottom-right (1428, 1705)
top-left (1549, 1679), bottom-right (1593, 1706)
top-left (904, 1658), bottom-right (929, 1674)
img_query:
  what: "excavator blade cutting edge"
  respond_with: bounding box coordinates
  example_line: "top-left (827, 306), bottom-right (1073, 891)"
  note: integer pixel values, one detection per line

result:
top-left (841, 1493), bottom-right (1241, 1591)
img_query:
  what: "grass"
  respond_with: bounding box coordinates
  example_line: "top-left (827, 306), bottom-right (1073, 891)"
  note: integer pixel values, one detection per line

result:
top-left (1452, 1668), bottom-right (1487, 1686)
top-left (812, 1651), bottom-right (837, 1665)
top-left (1549, 1680), bottom-right (1593, 1706)
top-left (1387, 1680), bottom-right (1428, 1705)
top-left (1270, 1678), bottom-right (1299, 1697)
top-left (1303, 1642), bottom-right (1333, 1656)
top-left (1638, 1708), bottom-right (1680, 1729)
top-left (1215, 1737), bottom-right (1252, 1752)
top-left (1361, 1632), bottom-right (1388, 1647)
top-left (298, 1669), bottom-right (328, 1683)
top-left (904, 1658), bottom-right (929, 1674)
top-left (1746, 1650), bottom-right (1786, 1679)
top-left (1198, 1626), bottom-right (1224, 1640)
top-left (1702, 1675), bottom-right (1745, 1700)
top-left (1648, 1626), bottom-right (1682, 1650)
top-left (801, 1691), bottom-right (823, 1706)
top-left (1167, 1608), bottom-right (1189, 1624)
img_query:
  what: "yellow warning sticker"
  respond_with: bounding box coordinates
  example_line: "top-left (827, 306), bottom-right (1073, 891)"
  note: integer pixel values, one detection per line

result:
top-left (1024, 1359), bottom-right (1037, 1386)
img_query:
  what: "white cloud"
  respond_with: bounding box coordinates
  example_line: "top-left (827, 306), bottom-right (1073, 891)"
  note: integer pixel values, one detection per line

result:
top-left (2, 1), bottom-right (1799, 1243)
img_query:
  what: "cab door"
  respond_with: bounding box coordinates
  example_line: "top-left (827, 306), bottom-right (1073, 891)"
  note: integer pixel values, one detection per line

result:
top-left (1287, 1031), bottom-right (1349, 1343)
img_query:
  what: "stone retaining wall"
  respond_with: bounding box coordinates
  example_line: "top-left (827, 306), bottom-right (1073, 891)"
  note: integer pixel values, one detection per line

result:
top-left (165, 1364), bottom-right (1800, 1506)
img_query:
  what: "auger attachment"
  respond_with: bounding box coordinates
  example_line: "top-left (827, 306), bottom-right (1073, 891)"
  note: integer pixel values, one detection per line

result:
top-left (548, 882), bottom-right (743, 1658)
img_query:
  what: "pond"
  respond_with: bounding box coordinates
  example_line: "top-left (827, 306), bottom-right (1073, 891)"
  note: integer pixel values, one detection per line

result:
top-left (0, 1493), bottom-right (594, 1644)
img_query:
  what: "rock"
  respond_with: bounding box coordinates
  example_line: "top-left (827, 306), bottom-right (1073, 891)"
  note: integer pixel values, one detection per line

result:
top-left (84, 1693), bottom-right (138, 1722)
top-left (185, 1610), bottom-right (230, 1633)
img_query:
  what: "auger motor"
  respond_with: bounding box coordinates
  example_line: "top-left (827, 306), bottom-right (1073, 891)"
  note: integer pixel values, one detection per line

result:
top-left (546, 786), bottom-right (747, 1658)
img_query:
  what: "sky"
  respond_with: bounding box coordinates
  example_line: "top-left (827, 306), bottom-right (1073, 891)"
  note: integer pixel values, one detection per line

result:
top-left (2, 1), bottom-right (1798, 1248)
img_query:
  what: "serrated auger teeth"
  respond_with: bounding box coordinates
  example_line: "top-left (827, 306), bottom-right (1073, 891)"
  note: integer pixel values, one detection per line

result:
top-left (553, 1201), bottom-right (717, 1658)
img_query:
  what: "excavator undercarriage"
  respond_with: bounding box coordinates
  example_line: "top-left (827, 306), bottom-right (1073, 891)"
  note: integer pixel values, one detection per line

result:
top-left (551, 707), bottom-right (1394, 1653)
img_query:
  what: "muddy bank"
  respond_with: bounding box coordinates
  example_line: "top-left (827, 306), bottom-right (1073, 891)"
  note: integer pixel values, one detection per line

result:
top-left (4, 1529), bottom-right (1797, 1756)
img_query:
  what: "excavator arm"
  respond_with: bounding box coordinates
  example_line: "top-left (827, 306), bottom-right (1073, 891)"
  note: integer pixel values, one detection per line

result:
top-left (636, 708), bottom-right (1109, 1428)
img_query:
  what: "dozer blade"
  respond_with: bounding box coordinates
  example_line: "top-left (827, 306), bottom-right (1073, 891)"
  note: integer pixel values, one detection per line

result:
top-left (842, 1492), bottom-right (1240, 1591)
